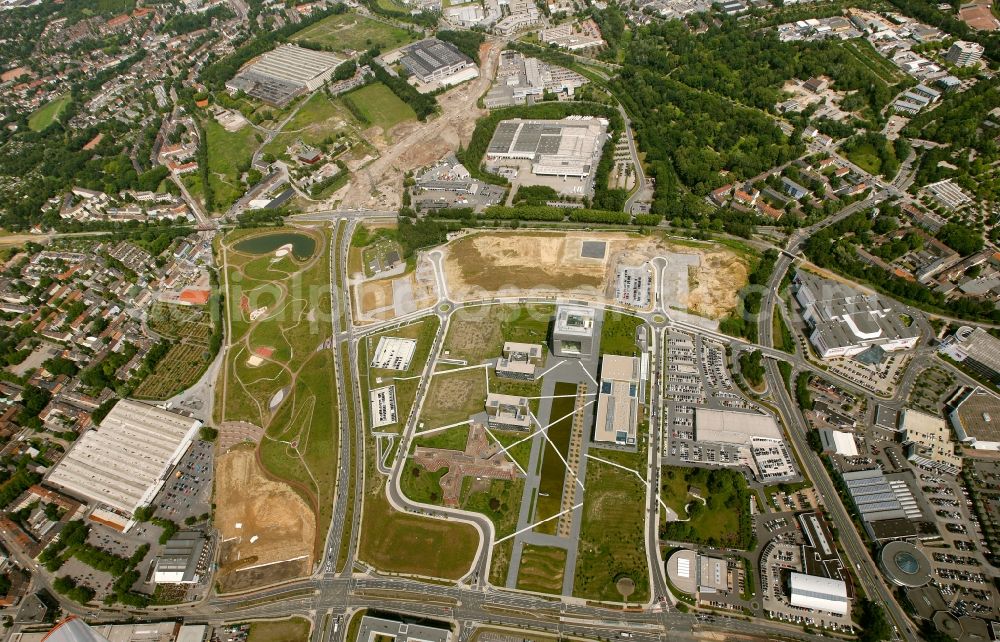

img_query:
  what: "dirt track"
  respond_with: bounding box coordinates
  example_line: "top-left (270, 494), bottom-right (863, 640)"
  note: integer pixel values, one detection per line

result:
top-left (329, 39), bottom-right (505, 210)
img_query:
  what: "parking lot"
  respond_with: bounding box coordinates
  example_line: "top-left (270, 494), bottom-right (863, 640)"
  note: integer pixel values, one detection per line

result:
top-left (152, 439), bottom-right (214, 524)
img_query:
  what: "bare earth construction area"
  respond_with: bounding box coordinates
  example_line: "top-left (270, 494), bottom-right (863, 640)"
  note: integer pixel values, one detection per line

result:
top-left (214, 448), bottom-right (315, 592)
top-left (441, 231), bottom-right (749, 319)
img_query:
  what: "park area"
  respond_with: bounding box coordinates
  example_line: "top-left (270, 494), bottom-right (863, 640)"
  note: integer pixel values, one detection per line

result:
top-left (290, 11), bottom-right (415, 54)
top-left (214, 226), bottom-right (338, 588)
top-left (134, 302), bottom-right (216, 400)
top-left (573, 450), bottom-right (649, 604)
top-left (29, 94), bottom-right (71, 132)
top-left (659, 465), bottom-right (755, 550)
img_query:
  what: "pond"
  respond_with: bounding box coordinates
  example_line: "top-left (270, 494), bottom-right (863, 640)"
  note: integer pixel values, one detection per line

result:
top-left (234, 232), bottom-right (316, 260)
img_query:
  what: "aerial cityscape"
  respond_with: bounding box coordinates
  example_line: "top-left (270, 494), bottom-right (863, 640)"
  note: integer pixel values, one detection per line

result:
top-left (0, 0), bottom-right (999, 640)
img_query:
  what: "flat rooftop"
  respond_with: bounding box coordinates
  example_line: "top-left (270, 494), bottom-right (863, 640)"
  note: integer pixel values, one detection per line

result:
top-left (401, 38), bottom-right (472, 77)
top-left (237, 43), bottom-right (342, 87)
top-left (694, 408), bottom-right (782, 446)
top-left (952, 387), bottom-right (1000, 445)
top-left (554, 304), bottom-right (596, 337)
top-left (45, 400), bottom-right (201, 517)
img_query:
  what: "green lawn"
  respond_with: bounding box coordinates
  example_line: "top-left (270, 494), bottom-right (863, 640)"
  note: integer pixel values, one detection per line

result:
top-left (291, 11), bottom-right (415, 54)
top-left (533, 382), bottom-right (576, 535)
top-left (342, 83), bottom-right (417, 131)
top-left (601, 311), bottom-right (645, 356)
top-left (29, 95), bottom-right (72, 132)
top-left (204, 117), bottom-right (258, 211)
top-left (573, 449), bottom-right (650, 603)
top-left (262, 92), bottom-right (362, 158)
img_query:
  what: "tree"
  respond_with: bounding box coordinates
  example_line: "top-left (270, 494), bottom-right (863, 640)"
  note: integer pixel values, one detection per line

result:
top-left (855, 598), bottom-right (891, 642)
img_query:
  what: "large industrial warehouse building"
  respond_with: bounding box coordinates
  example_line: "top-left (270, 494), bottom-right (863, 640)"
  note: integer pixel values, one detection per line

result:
top-left (399, 38), bottom-right (478, 87)
top-left (45, 400), bottom-right (202, 526)
top-left (226, 44), bottom-right (345, 107)
top-left (486, 117), bottom-right (608, 178)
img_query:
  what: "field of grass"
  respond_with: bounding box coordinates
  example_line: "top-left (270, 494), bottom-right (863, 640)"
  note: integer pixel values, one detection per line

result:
top-left (217, 227), bottom-right (337, 561)
top-left (291, 11), bottom-right (415, 53)
top-left (342, 83), bottom-right (417, 131)
top-left (29, 95), bottom-right (71, 132)
top-left (660, 465), bottom-right (753, 550)
top-left (574, 449), bottom-right (650, 604)
top-left (516, 545), bottom-right (567, 594)
top-left (203, 117), bottom-right (258, 211)
top-left (443, 303), bottom-right (553, 364)
top-left (358, 477), bottom-right (479, 579)
top-left (419, 367), bottom-right (488, 428)
top-left (601, 311), bottom-right (644, 356)
top-left (533, 382), bottom-right (576, 535)
top-left (135, 303), bottom-right (216, 400)
top-left (262, 92), bottom-right (365, 159)
top-left (246, 617), bottom-right (311, 642)
top-left (845, 143), bottom-right (882, 176)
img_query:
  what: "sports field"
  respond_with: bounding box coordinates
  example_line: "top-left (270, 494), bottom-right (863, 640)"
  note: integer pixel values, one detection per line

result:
top-left (204, 117), bottom-right (258, 211)
top-left (291, 11), bottom-right (415, 54)
top-left (516, 545), bottom-right (567, 594)
top-left (342, 83), bottom-right (417, 131)
top-left (573, 449), bottom-right (650, 603)
top-left (215, 226), bottom-right (337, 573)
top-left (29, 95), bottom-right (71, 132)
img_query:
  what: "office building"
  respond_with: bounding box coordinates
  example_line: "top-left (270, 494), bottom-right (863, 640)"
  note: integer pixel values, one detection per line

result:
top-left (789, 572), bottom-right (849, 615)
top-left (945, 40), bottom-right (984, 66)
top-left (594, 355), bottom-right (640, 446)
top-left (495, 342), bottom-right (544, 380)
top-left (899, 409), bottom-right (961, 474)
top-left (226, 44), bottom-right (344, 107)
top-left (947, 326), bottom-right (1000, 385)
top-left (793, 272), bottom-right (920, 359)
top-left (879, 541), bottom-right (932, 588)
top-left (44, 400), bottom-right (201, 526)
top-left (551, 305), bottom-right (597, 358)
top-left (485, 393), bottom-right (531, 430)
top-left (355, 616), bottom-right (450, 642)
top-left (665, 548), bottom-right (732, 595)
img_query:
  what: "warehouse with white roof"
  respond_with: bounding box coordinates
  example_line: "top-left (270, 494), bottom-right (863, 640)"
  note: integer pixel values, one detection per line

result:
top-left (44, 400), bottom-right (201, 526)
top-left (789, 572), bottom-right (849, 615)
